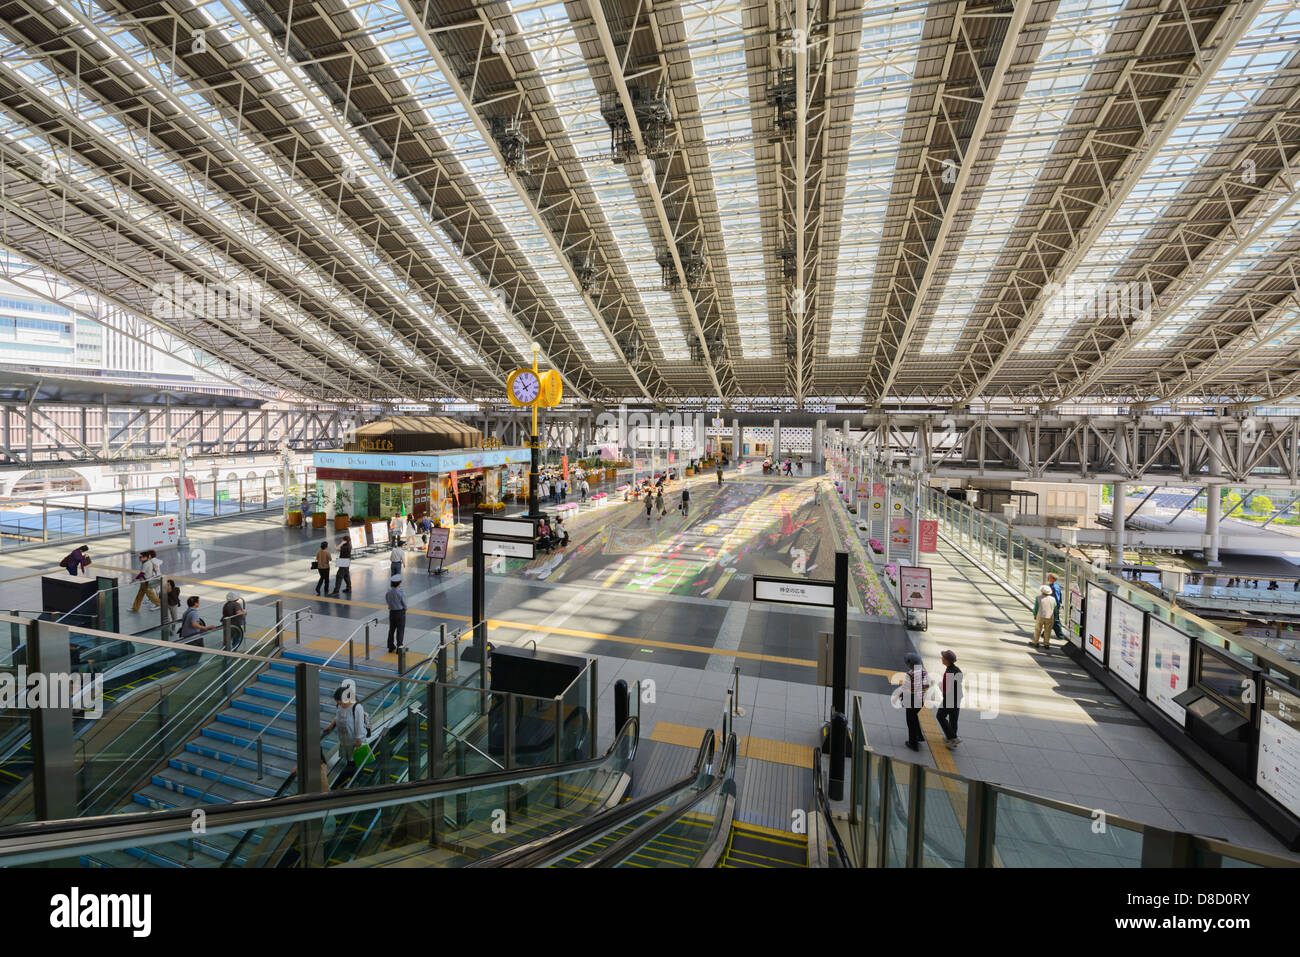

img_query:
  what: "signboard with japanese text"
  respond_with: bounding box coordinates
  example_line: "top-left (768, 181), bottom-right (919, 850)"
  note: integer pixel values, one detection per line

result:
top-left (753, 576), bottom-right (836, 607)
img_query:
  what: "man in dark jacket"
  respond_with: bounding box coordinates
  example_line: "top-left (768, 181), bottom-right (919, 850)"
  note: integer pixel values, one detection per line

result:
top-left (936, 650), bottom-right (962, 746)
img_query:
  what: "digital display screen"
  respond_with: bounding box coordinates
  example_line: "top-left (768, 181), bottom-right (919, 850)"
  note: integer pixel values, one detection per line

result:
top-left (1195, 646), bottom-right (1251, 716)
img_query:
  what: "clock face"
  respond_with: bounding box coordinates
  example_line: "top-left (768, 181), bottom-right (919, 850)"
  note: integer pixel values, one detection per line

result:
top-left (511, 371), bottom-right (540, 404)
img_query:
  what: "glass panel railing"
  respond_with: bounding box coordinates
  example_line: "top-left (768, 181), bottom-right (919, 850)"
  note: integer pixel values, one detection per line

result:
top-left (991, 790), bottom-right (1144, 867)
top-left (613, 780), bottom-right (728, 868)
top-left (883, 759), bottom-right (911, 867)
top-left (920, 772), bottom-right (969, 868)
top-left (0, 719), bottom-right (639, 869)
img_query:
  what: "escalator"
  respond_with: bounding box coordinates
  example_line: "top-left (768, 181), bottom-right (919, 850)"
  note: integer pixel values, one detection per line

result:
top-left (0, 717), bottom-right (640, 869)
top-left (480, 736), bottom-right (852, 869)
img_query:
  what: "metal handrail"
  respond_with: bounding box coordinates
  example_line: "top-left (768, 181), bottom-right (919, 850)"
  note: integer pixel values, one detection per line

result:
top-left (442, 723), bottom-right (505, 771)
top-left (811, 747), bottom-right (852, 868)
top-left (317, 616), bottom-right (380, 670)
top-left (0, 718), bottom-right (642, 865)
top-left (582, 731), bottom-right (738, 868)
top-left (76, 635), bottom-right (271, 811)
top-left (472, 726), bottom-right (713, 868)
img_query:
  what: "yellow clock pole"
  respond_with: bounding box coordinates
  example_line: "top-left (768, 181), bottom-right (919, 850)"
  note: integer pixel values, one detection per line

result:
top-left (528, 344), bottom-right (541, 519)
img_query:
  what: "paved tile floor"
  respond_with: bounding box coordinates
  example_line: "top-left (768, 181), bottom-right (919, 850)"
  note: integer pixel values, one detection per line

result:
top-left (2, 464), bottom-right (1294, 856)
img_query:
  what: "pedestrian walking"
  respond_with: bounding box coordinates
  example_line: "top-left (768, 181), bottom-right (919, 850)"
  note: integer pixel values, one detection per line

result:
top-left (314, 541), bottom-right (332, 595)
top-left (332, 537), bottom-right (353, 595)
top-left (1047, 573), bottom-right (1065, 643)
top-left (899, 652), bottom-right (929, 751)
top-left (389, 542), bottom-right (405, 579)
top-left (679, 486), bottom-right (691, 517)
top-left (385, 577), bottom-right (407, 652)
top-left (936, 650), bottom-right (962, 746)
top-left (1032, 584), bottom-right (1057, 650)
top-left (645, 492), bottom-right (654, 522)
top-left (716, 465), bottom-right (723, 485)
top-left (130, 550), bottom-right (162, 612)
top-left (654, 487), bottom-right (665, 519)
top-left (323, 686), bottom-right (369, 786)
top-left (163, 580), bottom-right (182, 636)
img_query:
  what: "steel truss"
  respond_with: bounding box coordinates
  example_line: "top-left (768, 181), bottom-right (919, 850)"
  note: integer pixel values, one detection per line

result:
top-left (855, 412), bottom-right (1300, 485)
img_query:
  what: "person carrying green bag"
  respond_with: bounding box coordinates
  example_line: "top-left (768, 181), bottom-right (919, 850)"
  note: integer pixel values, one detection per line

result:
top-left (323, 685), bottom-right (370, 786)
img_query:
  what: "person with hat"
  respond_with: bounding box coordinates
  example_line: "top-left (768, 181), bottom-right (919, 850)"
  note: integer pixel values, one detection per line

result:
top-left (385, 577), bottom-right (407, 653)
top-left (936, 650), bottom-right (962, 747)
top-left (221, 591), bottom-right (246, 649)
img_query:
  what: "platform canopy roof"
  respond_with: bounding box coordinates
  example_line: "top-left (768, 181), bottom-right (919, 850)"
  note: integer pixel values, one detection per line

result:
top-left (1, 0), bottom-right (1299, 410)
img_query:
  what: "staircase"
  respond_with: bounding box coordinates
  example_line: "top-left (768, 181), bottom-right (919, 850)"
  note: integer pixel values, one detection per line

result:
top-left (81, 650), bottom-right (397, 868)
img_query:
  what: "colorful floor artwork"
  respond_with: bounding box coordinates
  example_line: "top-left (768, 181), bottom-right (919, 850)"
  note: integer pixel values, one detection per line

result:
top-left (490, 477), bottom-right (837, 600)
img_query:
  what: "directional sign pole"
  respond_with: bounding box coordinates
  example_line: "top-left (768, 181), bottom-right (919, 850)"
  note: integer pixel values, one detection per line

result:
top-left (829, 550), bottom-right (849, 800)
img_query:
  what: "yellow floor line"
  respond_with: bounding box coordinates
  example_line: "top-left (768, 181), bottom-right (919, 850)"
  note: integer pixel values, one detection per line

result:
top-left (649, 721), bottom-right (815, 770)
top-left (95, 567), bottom-right (944, 695)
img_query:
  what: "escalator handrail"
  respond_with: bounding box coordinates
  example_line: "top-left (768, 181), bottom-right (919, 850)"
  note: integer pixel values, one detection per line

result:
top-left (0, 716), bottom-right (640, 864)
top-left (469, 728), bottom-right (716, 868)
top-left (811, 747), bottom-right (853, 868)
top-left (582, 731), bottom-right (738, 869)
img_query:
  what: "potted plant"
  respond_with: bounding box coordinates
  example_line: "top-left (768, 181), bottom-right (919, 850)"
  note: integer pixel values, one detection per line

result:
top-left (311, 511), bottom-right (327, 528)
top-left (333, 487), bottom-right (353, 530)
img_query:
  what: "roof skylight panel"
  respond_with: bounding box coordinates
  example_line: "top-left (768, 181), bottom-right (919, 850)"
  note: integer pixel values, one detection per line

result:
top-left (507, 0), bottom-right (691, 360)
top-left (356, 5), bottom-right (616, 363)
top-left (680, 0), bottom-right (771, 359)
top-left (1026, 0), bottom-right (1300, 348)
top-left (920, 0), bottom-right (1126, 354)
top-left (0, 105), bottom-right (374, 371)
top-left (1135, 205), bottom-right (1300, 348)
top-left (0, 43), bottom-right (472, 372)
top-left (826, 4), bottom-right (924, 357)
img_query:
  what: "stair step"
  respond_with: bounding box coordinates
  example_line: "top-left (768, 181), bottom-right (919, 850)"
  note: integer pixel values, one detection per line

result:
top-left (214, 708), bottom-right (299, 741)
top-left (167, 753), bottom-right (287, 798)
top-left (199, 727), bottom-right (297, 762)
top-left (185, 739), bottom-right (298, 777)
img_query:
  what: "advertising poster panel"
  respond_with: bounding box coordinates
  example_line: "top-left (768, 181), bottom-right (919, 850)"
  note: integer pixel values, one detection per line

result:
top-left (918, 520), bottom-right (938, 553)
top-left (426, 526), bottom-right (451, 560)
top-left (1144, 619), bottom-right (1191, 726)
top-left (890, 518), bottom-right (912, 547)
top-left (348, 526), bottom-right (368, 551)
top-left (1067, 588), bottom-right (1083, 646)
top-left (1257, 680), bottom-right (1300, 818)
top-left (368, 519), bottom-right (389, 546)
top-left (899, 566), bottom-right (932, 609)
top-left (1106, 595), bottom-right (1145, 691)
top-left (1083, 582), bottom-right (1107, 663)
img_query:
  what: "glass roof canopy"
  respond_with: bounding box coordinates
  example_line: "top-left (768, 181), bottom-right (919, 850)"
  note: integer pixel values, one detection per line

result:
top-left (681, 0), bottom-right (772, 360)
top-left (1027, 0), bottom-right (1300, 352)
top-left (825, 1), bottom-right (925, 358)
top-left (921, 0), bottom-right (1126, 354)
top-left (507, 0), bottom-right (691, 362)
top-left (4, 0), bottom-right (1300, 404)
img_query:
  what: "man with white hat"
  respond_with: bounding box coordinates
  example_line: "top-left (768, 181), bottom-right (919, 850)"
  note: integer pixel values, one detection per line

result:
top-left (385, 577), bottom-right (407, 653)
top-left (221, 591), bottom-right (246, 649)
